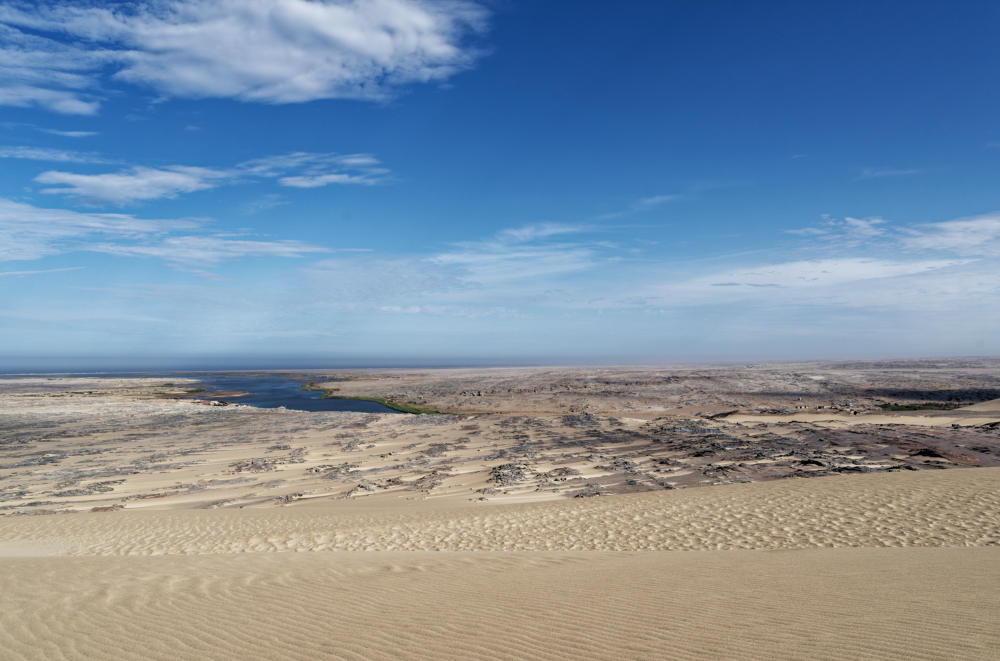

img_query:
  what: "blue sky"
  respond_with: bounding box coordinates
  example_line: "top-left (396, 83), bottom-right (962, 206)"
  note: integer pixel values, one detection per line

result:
top-left (0, 0), bottom-right (998, 368)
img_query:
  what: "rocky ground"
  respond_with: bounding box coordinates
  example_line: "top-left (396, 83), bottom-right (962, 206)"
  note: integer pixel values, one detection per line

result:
top-left (2, 360), bottom-right (999, 515)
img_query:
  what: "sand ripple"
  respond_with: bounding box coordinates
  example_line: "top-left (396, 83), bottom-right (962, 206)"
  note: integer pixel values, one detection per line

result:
top-left (0, 549), bottom-right (997, 661)
top-left (2, 468), bottom-right (997, 556)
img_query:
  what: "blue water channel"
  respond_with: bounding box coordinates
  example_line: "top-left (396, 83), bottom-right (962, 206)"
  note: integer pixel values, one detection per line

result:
top-left (193, 374), bottom-right (402, 413)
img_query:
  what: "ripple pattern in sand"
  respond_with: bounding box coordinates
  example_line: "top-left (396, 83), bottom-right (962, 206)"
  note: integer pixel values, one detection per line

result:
top-left (0, 549), bottom-right (997, 661)
top-left (2, 468), bottom-right (997, 556)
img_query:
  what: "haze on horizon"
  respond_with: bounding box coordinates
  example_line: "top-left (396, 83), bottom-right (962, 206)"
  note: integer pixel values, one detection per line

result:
top-left (1, 0), bottom-right (998, 368)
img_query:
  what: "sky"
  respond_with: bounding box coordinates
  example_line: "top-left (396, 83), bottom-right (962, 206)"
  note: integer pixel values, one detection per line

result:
top-left (0, 0), bottom-right (998, 369)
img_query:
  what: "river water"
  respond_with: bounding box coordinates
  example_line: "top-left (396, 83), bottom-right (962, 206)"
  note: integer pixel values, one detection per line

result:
top-left (194, 374), bottom-right (402, 413)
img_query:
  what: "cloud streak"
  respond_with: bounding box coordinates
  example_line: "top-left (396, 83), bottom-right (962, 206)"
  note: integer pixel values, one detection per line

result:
top-left (0, 197), bottom-right (185, 261)
top-left (0, 196), bottom-right (327, 267)
top-left (0, 266), bottom-right (83, 278)
top-left (0, 145), bottom-right (109, 163)
top-left (900, 214), bottom-right (1000, 257)
top-left (32, 151), bottom-right (389, 203)
top-left (857, 167), bottom-right (921, 180)
top-left (36, 166), bottom-right (230, 203)
top-left (89, 236), bottom-right (328, 265)
top-left (431, 223), bottom-right (599, 284)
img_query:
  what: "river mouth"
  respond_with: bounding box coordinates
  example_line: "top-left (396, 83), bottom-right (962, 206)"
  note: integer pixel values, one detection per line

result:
top-left (192, 374), bottom-right (402, 413)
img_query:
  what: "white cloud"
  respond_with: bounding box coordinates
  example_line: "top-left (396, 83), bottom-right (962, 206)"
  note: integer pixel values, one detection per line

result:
top-left (0, 196), bottom-right (185, 260)
top-left (308, 256), bottom-right (456, 300)
top-left (431, 245), bottom-right (595, 283)
top-left (430, 223), bottom-right (600, 284)
top-left (901, 213), bottom-right (1000, 257)
top-left (242, 151), bottom-right (388, 187)
top-left (241, 193), bottom-right (288, 215)
top-left (279, 172), bottom-right (378, 188)
top-left (627, 212), bottom-right (1000, 313)
top-left (597, 193), bottom-right (679, 219)
top-left (494, 222), bottom-right (585, 243)
top-left (0, 145), bottom-right (109, 163)
top-left (0, 0), bottom-right (487, 114)
top-left (857, 167), bottom-right (921, 180)
top-left (696, 257), bottom-right (964, 290)
top-left (88, 236), bottom-right (328, 265)
top-left (791, 212), bottom-right (1000, 259)
top-left (634, 194), bottom-right (679, 209)
top-left (0, 22), bottom-right (106, 113)
top-left (0, 197), bottom-right (327, 267)
top-left (0, 266), bottom-right (83, 277)
top-left (36, 166), bottom-right (229, 203)
top-left (40, 128), bottom-right (97, 138)
top-left (0, 84), bottom-right (99, 115)
top-left (786, 216), bottom-right (887, 247)
top-left (33, 151), bottom-right (389, 203)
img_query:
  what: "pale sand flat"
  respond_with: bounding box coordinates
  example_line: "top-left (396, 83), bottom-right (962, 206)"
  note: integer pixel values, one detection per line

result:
top-left (960, 398), bottom-right (1000, 412)
top-left (1, 468), bottom-right (998, 660)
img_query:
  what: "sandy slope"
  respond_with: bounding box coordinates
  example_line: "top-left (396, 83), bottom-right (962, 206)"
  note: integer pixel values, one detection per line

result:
top-left (1, 548), bottom-right (996, 661)
top-left (1, 468), bottom-right (998, 660)
top-left (2, 468), bottom-right (998, 555)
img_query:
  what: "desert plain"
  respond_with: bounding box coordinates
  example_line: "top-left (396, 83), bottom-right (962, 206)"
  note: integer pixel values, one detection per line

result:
top-left (1, 359), bottom-right (999, 660)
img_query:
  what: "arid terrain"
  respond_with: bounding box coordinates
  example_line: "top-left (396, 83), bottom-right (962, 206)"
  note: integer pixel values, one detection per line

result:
top-left (1, 360), bottom-right (999, 659)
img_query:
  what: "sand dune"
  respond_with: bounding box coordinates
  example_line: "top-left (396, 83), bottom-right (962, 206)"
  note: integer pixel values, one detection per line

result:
top-left (1, 468), bottom-right (999, 660)
top-left (961, 398), bottom-right (1000, 412)
top-left (1, 467), bottom-right (997, 556)
top-left (1, 548), bottom-right (997, 661)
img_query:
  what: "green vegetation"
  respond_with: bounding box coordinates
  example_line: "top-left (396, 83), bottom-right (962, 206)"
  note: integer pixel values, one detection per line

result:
top-left (333, 396), bottom-right (441, 415)
top-left (186, 387), bottom-right (207, 394)
top-left (300, 381), bottom-right (440, 413)
top-left (879, 402), bottom-right (963, 411)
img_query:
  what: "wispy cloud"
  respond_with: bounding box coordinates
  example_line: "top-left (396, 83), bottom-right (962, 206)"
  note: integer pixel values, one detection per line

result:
top-left (788, 212), bottom-right (1000, 258)
top-left (857, 167), bottom-right (921, 180)
top-left (627, 211), bottom-right (1000, 313)
top-left (0, 197), bottom-right (187, 261)
top-left (597, 194), bottom-right (679, 219)
top-left (33, 151), bottom-right (389, 204)
top-left (634, 194), bottom-right (679, 210)
top-left (900, 213), bottom-right (1000, 256)
top-left (430, 222), bottom-right (600, 284)
top-left (785, 215), bottom-right (887, 247)
top-left (0, 0), bottom-right (488, 114)
top-left (36, 166), bottom-right (230, 203)
top-left (696, 257), bottom-right (963, 290)
top-left (0, 196), bottom-right (328, 268)
top-left (40, 128), bottom-right (97, 138)
top-left (88, 236), bottom-right (328, 266)
top-left (0, 145), bottom-right (109, 163)
top-left (0, 266), bottom-right (83, 277)
top-left (0, 84), bottom-right (100, 116)
top-left (279, 173), bottom-right (380, 188)
top-left (494, 222), bottom-right (585, 243)
top-left (241, 193), bottom-right (288, 215)
top-left (431, 245), bottom-right (596, 284)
